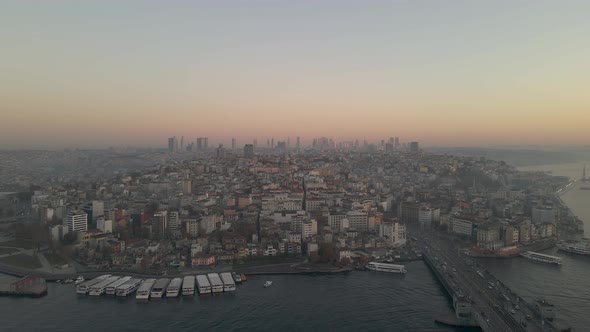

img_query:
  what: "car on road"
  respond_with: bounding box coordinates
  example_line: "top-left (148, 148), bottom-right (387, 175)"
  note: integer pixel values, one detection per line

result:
top-left (526, 315), bottom-right (532, 320)
top-left (511, 310), bottom-right (516, 314)
top-left (515, 305), bottom-right (520, 310)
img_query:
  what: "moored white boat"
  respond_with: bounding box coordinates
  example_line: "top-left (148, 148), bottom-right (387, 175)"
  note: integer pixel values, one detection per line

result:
top-left (76, 275), bottom-right (111, 294)
top-left (115, 278), bottom-right (142, 297)
top-left (89, 276), bottom-right (121, 296)
top-left (196, 275), bottom-right (211, 294)
top-left (150, 278), bottom-right (171, 299)
top-left (220, 272), bottom-right (236, 292)
top-left (74, 276), bottom-right (85, 285)
top-left (207, 273), bottom-right (223, 293)
top-left (136, 278), bottom-right (156, 300)
top-left (105, 276), bottom-right (132, 295)
top-left (366, 262), bottom-right (407, 274)
top-left (166, 278), bottom-right (183, 298)
top-left (182, 276), bottom-right (195, 296)
top-left (520, 251), bottom-right (562, 265)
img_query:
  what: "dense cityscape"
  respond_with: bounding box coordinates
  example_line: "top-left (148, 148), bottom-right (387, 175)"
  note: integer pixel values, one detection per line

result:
top-left (0, 137), bottom-right (586, 331)
top-left (3, 1), bottom-right (590, 331)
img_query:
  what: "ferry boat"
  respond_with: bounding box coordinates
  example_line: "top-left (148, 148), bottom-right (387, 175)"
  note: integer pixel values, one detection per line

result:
top-left (115, 278), bottom-right (142, 297)
top-left (220, 272), bottom-right (236, 292)
top-left (182, 276), bottom-right (195, 296)
top-left (136, 278), bottom-right (156, 300)
top-left (558, 240), bottom-right (590, 256)
top-left (76, 275), bottom-right (111, 294)
top-left (264, 281), bottom-right (273, 288)
top-left (166, 278), bottom-right (183, 298)
top-left (74, 276), bottom-right (85, 285)
top-left (150, 278), bottom-right (171, 299)
top-left (207, 273), bottom-right (224, 293)
top-left (520, 251), bottom-right (562, 265)
top-left (89, 276), bottom-right (121, 296)
top-left (366, 262), bottom-right (407, 274)
top-left (196, 275), bottom-right (211, 294)
top-left (105, 276), bottom-right (132, 295)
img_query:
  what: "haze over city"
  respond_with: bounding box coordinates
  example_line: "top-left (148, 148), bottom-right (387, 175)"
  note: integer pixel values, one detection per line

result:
top-left (1, 0), bottom-right (589, 149)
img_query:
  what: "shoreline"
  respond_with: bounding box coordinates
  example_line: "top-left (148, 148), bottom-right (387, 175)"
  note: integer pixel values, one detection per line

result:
top-left (0, 262), bottom-right (354, 281)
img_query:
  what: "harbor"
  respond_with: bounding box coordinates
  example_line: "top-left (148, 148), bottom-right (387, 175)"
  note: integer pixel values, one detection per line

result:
top-left (74, 271), bottom-right (250, 300)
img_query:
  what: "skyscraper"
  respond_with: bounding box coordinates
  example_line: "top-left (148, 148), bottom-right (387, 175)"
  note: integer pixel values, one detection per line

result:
top-left (216, 144), bottom-right (225, 158)
top-left (231, 138), bottom-right (236, 150)
top-left (296, 136), bottom-right (301, 152)
top-left (197, 137), bottom-right (209, 150)
top-left (409, 141), bottom-right (419, 152)
top-left (180, 136), bottom-right (184, 151)
top-left (168, 137), bottom-right (177, 152)
top-left (244, 144), bottom-right (254, 158)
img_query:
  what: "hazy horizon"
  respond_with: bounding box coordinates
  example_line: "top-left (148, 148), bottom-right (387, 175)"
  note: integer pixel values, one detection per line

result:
top-left (2, 1), bottom-right (589, 149)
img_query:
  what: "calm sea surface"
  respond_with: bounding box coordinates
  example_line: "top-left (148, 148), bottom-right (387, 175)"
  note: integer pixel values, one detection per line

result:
top-left (0, 261), bottom-right (459, 332)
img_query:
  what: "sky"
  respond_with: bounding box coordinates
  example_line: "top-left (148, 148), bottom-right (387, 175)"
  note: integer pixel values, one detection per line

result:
top-left (1, 0), bottom-right (589, 149)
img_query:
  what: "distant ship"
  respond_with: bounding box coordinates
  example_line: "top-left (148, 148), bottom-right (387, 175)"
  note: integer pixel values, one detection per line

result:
top-left (557, 240), bottom-right (590, 256)
top-left (580, 187), bottom-right (590, 190)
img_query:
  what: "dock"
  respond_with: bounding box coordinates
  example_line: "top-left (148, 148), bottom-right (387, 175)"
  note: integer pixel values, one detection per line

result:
top-left (0, 275), bottom-right (47, 297)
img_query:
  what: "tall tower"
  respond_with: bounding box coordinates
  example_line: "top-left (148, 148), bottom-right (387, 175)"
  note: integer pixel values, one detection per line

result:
top-left (231, 138), bottom-right (236, 150)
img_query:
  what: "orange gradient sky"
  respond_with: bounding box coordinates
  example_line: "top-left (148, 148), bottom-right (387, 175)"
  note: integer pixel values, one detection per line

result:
top-left (1, 1), bottom-right (589, 148)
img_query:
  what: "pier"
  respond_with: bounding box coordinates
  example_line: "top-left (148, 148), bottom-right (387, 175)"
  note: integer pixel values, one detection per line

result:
top-left (0, 275), bottom-right (47, 297)
top-left (422, 235), bottom-right (569, 332)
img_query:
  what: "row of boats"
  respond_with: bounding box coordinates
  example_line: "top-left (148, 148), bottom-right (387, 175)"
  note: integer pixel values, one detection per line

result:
top-left (75, 272), bottom-right (247, 299)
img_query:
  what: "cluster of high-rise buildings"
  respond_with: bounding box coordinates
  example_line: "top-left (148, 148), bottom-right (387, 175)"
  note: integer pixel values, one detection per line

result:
top-left (167, 136), bottom-right (420, 156)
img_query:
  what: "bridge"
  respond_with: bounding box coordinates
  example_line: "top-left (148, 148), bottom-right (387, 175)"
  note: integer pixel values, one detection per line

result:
top-left (421, 235), bottom-right (567, 332)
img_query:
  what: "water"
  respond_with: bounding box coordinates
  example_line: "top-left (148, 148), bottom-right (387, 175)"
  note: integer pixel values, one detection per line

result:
top-left (0, 261), bottom-right (459, 331)
top-left (518, 161), bottom-right (589, 181)
top-left (483, 161), bottom-right (590, 331)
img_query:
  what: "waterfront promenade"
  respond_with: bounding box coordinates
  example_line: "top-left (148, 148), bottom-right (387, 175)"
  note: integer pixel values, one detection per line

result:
top-left (0, 260), bottom-right (352, 282)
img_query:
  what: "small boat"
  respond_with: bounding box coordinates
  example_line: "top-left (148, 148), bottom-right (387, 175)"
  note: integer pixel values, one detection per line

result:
top-left (264, 281), bottom-right (272, 288)
top-left (232, 272), bottom-right (242, 284)
top-left (241, 274), bottom-right (247, 282)
top-left (56, 280), bottom-right (62, 284)
top-left (64, 279), bottom-right (74, 284)
top-left (74, 276), bottom-right (85, 285)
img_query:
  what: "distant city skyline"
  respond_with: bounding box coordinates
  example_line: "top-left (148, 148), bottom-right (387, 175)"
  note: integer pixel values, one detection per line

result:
top-left (1, 1), bottom-right (590, 149)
